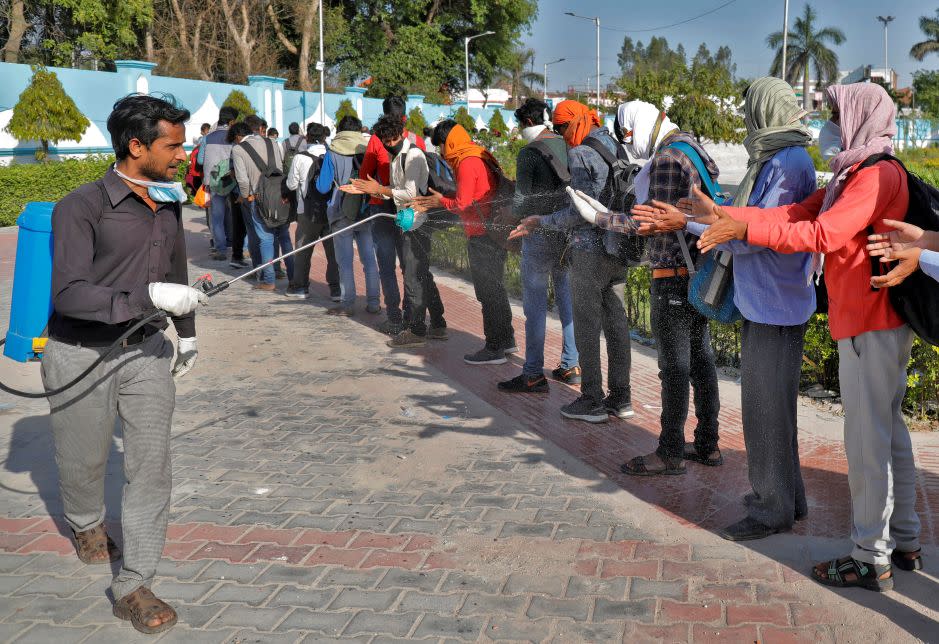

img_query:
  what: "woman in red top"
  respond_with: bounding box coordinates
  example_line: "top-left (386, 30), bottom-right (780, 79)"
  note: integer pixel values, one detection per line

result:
top-left (686, 84), bottom-right (921, 591)
top-left (412, 121), bottom-right (516, 365)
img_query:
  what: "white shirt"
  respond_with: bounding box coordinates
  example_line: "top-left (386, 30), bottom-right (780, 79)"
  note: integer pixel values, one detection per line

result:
top-left (387, 138), bottom-right (429, 211)
top-left (286, 143), bottom-right (327, 214)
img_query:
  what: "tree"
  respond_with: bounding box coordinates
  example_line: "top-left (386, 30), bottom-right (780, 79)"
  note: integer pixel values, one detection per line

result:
top-left (406, 106), bottom-right (428, 135)
top-left (5, 66), bottom-right (90, 160)
top-left (222, 90), bottom-right (255, 121)
top-left (617, 36), bottom-right (686, 80)
top-left (335, 99), bottom-right (358, 123)
top-left (263, 0), bottom-right (349, 91)
top-left (488, 109), bottom-right (508, 135)
top-left (911, 9), bottom-right (939, 61)
top-left (767, 4), bottom-right (845, 111)
top-left (913, 70), bottom-right (939, 118)
top-left (493, 48), bottom-right (543, 107)
top-left (452, 106), bottom-right (475, 132)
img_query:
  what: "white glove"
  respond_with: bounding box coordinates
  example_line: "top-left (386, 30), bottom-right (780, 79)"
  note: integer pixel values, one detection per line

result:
top-left (173, 337), bottom-right (197, 379)
top-left (148, 283), bottom-right (208, 317)
top-left (566, 186), bottom-right (609, 225)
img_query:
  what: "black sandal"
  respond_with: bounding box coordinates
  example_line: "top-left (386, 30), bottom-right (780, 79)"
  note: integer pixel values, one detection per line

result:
top-left (683, 443), bottom-right (723, 466)
top-left (621, 454), bottom-right (686, 477)
top-left (812, 556), bottom-right (893, 592)
top-left (891, 549), bottom-right (923, 572)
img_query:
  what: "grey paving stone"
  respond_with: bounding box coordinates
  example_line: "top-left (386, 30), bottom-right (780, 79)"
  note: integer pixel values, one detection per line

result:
top-left (412, 614), bottom-right (484, 641)
top-left (628, 578), bottom-right (688, 601)
top-left (12, 623), bottom-right (98, 644)
top-left (276, 499), bottom-right (334, 514)
top-left (551, 620), bottom-right (627, 643)
top-left (0, 575), bottom-right (31, 595)
top-left (325, 503), bottom-right (383, 517)
top-left (328, 588), bottom-right (400, 611)
top-left (498, 522), bottom-right (554, 538)
top-left (28, 554), bottom-right (86, 576)
top-left (317, 568), bottom-right (384, 589)
top-left (376, 505), bottom-right (434, 519)
top-left (464, 495), bottom-right (516, 509)
top-left (202, 582), bottom-right (279, 606)
top-left (376, 569), bottom-right (444, 592)
top-left (500, 484), bottom-right (551, 496)
top-left (298, 635), bottom-right (370, 644)
top-left (0, 596), bottom-right (36, 622)
top-left (480, 508), bottom-right (537, 523)
top-left (387, 518), bottom-right (450, 534)
top-left (692, 543), bottom-right (748, 562)
top-left (14, 576), bottom-right (89, 598)
top-left (503, 573), bottom-right (566, 597)
top-left (150, 580), bottom-right (217, 603)
top-left (209, 605), bottom-right (291, 631)
top-left (609, 524), bottom-right (647, 541)
top-left (254, 564), bottom-right (326, 586)
top-left (283, 515), bottom-right (345, 531)
top-left (226, 628), bottom-right (301, 644)
top-left (0, 554), bottom-right (34, 574)
top-left (553, 523), bottom-right (612, 541)
top-left (334, 516), bottom-right (393, 532)
top-left (458, 593), bottom-right (526, 616)
top-left (268, 585), bottom-right (336, 609)
top-left (483, 616), bottom-right (553, 642)
top-left (442, 521), bottom-right (501, 538)
top-left (155, 625), bottom-right (236, 643)
top-left (171, 603), bottom-right (225, 629)
top-left (232, 511), bottom-right (293, 527)
top-left (0, 623), bottom-right (29, 642)
top-left (591, 598), bottom-right (655, 623)
top-left (439, 573), bottom-right (503, 595)
top-left (156, 559), bottom-right (209, 581)
top-left (195, 561), bottom-right (264, 584)
top-left (342, 610), bottom-right (419, 637)
top-left (275, 608), bottom-right (351, 635)
top-left (526, 596), bottom-right (590, 621)
top-left (515, 497), bottom-right (568, 511)
top-left (397, 591), bottom-right (463, 613)
top-left (565, 576), bottom-right (629, 600)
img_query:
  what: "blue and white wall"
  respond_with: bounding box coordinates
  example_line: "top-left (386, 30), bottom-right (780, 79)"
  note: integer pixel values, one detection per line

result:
top-left (0, 60), bottom-right (521, 164)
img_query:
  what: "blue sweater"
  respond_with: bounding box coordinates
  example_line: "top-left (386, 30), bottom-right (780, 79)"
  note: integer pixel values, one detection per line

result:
top-left (687, 146), bottom-right (817, 326)
top-left (922, 250), bottom-right (939, 283)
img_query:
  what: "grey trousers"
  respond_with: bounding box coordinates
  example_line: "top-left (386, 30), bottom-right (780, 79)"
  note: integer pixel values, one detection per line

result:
top-left (837, 325), bottom-right (920, 566)
top-left (570, 249), bottom-right (631, 404)
top-left (740, 320), bottom-right (807, 529)
top-left (41, 333), bottom-right (175, 600)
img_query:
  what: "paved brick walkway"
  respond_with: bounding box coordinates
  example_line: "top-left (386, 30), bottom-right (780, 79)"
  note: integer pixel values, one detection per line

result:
top-left (0, 212), bottom-right (937, 643)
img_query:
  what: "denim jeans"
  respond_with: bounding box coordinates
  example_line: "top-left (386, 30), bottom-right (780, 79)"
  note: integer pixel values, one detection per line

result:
top-left (521, 234), bottom-right (578, 377)
top-left (650, 276), bottom-right (720, 460)
top-left (466, 234), bottom-right (514, 349)
top-left (247, 201), bottom-right (295, 284)
top-left (334, 219), bottom-right (380, 308)
top-left (371, 204), bottom-right (407, 323)
top-left (209, 193), bottom-right (229, 252)
top-left (570, 249), bottom-right (631, 404)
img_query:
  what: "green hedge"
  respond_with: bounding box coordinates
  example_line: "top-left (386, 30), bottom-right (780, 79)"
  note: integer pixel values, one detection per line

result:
top-left (0, 155), bottom-right (190, 226)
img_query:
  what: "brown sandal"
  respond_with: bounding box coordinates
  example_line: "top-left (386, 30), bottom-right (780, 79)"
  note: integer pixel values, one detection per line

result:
top-left (113, 587), bottom-right (178, 634)
top-left (72, 524), bottom-right (121, 565)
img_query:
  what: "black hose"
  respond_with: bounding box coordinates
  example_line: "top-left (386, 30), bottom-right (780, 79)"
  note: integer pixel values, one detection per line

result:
top-left (0, 311), bottom-right (165, 399)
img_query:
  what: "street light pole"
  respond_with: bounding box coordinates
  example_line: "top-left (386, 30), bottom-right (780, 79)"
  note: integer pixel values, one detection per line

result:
top-left (876, 15), bottom-right (894, 89)
top-left (543, 58), bottom-right (565, 101)
top-left (318, 0), bottom-right (325, 123)
top-left (781, 0), bottom-right (789, 81)
top-left (565, 12), bottom-right (600, 107)
top-left (464, 31), bottom-right (495, 107)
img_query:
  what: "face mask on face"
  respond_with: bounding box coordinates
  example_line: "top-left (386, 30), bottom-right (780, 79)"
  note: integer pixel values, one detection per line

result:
top-left (818, 120), bottom-right (842, 163)
top-left (383, 140), bottom-right (405, 156)
top-left (113, 167), bottom-right (187, 203)
top-left (520, 125), bottom-right (546, 142)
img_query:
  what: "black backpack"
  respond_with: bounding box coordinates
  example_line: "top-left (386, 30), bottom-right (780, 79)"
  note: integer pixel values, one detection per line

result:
top-left (296, 152), bottom-right (330, 224)
top-left (239, 137), bottom-right (291, 228)
top-left (863, 154), bottom-right (939, 346)
top-left (423, 150), bottom-right (457, 197)
top-left (582, 137), bottom-right (644, 265)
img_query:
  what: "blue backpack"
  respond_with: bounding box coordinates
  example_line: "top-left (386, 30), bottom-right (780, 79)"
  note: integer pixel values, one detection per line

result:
top-left (666, 141), bottom-right (741, 325)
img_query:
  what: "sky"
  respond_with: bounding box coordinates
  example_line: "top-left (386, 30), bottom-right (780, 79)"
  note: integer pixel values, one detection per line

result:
top-left (522, 0), bottom-right (937, 92)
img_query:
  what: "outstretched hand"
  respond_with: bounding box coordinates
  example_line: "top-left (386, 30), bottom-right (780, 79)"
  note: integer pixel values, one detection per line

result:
top-left (567, 186), bottom-right (608, 225)
top-left (508, 215), bottom-right (540, 241)
top-left (630, 200), bottom-right (687, 236)
top-left (866, 219), bottom-right (926, 260)
top-left (411, 187), bottom-right (444, 212)
top-left (677, 185), bottom-right (720, 224)
top-left (696, 206), bottom-right (746, 253)
top-left (870, 247), bottom-right (923, 288)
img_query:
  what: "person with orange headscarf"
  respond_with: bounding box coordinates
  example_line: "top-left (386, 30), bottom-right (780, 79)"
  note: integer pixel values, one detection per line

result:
top-left (412, 120), bottom-right (516, 365)
top-left (508, 99), bottom-right (634, 427)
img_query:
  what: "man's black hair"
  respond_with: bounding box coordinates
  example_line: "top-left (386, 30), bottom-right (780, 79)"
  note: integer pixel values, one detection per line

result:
top-left (514, 98), bottom-right (548, 127)
top-left (337, 115), bottom-right (363, 133)
top-left (322, 126), bottom-right (331, 138)
top-left (244, 114), bottom-right (264, 134)
top-left (267, 127), bottom-right (279, 138)
top-left (432, 119), bottom-right (457, 147)
top-left (218, 106), bottom-right (238, 124)
top-left (227, 121), bottom-right (253, 143)
top-left (288, 121), bottom-right (300, 135)
top-left (382, 95), bottom-right (407, 118)
top-left (201, 122), bottom-right (211, 131)
top-left (423, 127), bottom-right (433, 138)
top-left (372, 114), bottom-right (404, 141)
top-left (107, 94), bottom-right (190, 160)
top-left (306, 121), bottom-right (323, 143)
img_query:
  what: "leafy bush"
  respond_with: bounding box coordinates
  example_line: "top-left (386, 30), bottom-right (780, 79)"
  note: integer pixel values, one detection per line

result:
top-left (406, 107), bottom-right (427, 135)
top-left (221, 90), bottom-right (255, 121)
top-left (334, 99), bottom-right (358, 125)
top-left (807, 144), bottom-right (828, 172)
top-left (6, 66), bottom-right (90, 161)
top-left (452, 106), bottom-right (475, 133)
top-left (488, 110), bottom-right (508, 135)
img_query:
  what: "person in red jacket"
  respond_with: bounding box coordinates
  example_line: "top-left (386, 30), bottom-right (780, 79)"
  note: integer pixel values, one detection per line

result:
top-left (659, 83), bottom-right (921, 591)
top-left (412, 121), bottom-right (516, 364)
top-left (360, 95), bottom-right (426, 335)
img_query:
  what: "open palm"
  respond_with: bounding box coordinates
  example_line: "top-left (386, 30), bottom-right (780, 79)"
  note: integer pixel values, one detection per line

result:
top-left (867, 219), bottom-right (925, 260)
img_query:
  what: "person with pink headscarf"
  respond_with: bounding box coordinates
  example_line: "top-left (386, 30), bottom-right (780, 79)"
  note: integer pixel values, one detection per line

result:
top-left (685, 83), bottom-right (922, 591)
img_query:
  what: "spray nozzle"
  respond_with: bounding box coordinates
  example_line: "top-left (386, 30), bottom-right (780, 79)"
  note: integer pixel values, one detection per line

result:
top-left (395, 207), bottom-right (427, 232)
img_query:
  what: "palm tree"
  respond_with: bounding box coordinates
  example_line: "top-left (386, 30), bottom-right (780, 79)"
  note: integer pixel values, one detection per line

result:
top-left (766, 4), bottom-right (845, 111)
top-left (911, 9), bottom-right (939, 61)
top-left (494, 48), bottom-right (544, 108)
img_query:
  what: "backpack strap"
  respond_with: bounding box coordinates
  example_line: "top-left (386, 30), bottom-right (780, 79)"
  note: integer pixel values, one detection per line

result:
top-left (239, 139), bottom-right (276, 177)
top-left (582, 136), bottom-right (618, 169)
top-left (663, 141), bottom-right (722, 198)
top-left (529, 138), bottom-right (571, 183)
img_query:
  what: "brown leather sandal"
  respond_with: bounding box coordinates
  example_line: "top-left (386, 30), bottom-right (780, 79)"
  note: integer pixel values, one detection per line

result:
top-left (113, 587), bottom-right (178, 634)
top-left (72, 524), bottom-right (121, 565)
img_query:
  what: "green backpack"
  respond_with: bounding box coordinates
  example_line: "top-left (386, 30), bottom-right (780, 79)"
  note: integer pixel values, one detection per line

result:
top-left (208, 158), bottom-right (236, 196)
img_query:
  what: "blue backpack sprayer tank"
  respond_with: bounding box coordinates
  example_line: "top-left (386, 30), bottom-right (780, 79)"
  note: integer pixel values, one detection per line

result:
top-left (1, 202), bottom-right (423, 397)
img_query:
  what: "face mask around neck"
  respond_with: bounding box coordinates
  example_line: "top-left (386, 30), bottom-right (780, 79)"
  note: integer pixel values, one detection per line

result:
top-left (520, 124), bottom-right (546, 142)
top-left (818, 120), bottom-right (842, 163)
top-left (113, 167), bottom-right (187, 203)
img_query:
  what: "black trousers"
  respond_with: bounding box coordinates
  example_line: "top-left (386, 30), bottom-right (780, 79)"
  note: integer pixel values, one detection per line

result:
top-left (466, 235), bottom-right (514, 349)
top-left (650, 276), bottom-right (720, 460)
top-left (228, 195), bottom-right (248, 260)
top-left (402, 227), bottom-right (445, 335)
top-left (290, 210), bottom-right (339, 291)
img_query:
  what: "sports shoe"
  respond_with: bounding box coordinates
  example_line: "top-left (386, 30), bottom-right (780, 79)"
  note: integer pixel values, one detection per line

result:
top-left (552, 364), bottom-right (582, 385)
top-left (378, 319), bottom-right (403, 335)
top-left (387, 329), bottom-right (427, 348)
top-left (326, 305), bottom-right (353, 316)
top-left (464, 346), bottom-right (507, 365)
top-left (503, 338), bottom-right (519, 354)
top-left (428, 326), bottom-right (449, 340)
top-left (498, 374), bottom-right (549, 393)
top-left (210, 250), bottom-right (227, 261)
top-left (560, 395), bottom-right (608, 423)
top-left (329, 287), bottom-right (342, 302)
top-left (229, 257), bottom-right (250, 268)
top-left (366, 303), bottom-right (382, 315)
top-left (274, 268), bottom-right (287, 280)
top-left (284, 287), bottom-right (308, 299)
top-left (603, 395), bottom-right (634, 419)
top-left (252, 282), bottom-right (276, 292)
